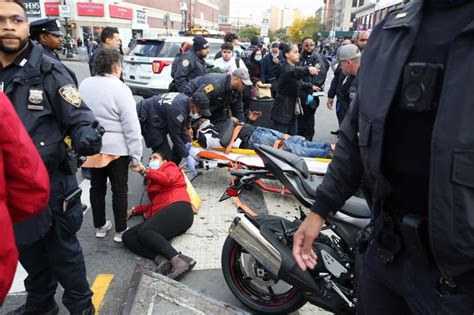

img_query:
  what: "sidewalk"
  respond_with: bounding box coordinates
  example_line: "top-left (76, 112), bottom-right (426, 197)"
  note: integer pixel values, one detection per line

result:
top-left (59, 53), bottom-right (85, 62)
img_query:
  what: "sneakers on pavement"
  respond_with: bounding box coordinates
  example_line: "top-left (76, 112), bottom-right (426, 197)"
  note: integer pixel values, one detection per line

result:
top-left (113, 228), bottom-right (128, 243)
top-left (6, 302), bottom-right (59, 315)
top-left (95, 220), bottom-right (112, 238)
top-left (167, 254), bottom-right (196, 281)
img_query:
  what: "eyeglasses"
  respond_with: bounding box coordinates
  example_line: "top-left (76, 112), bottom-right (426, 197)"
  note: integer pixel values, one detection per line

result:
top-left (0, 15), bottom-right (26, 25)
top-left (304, 44), bottom-right (315, 47)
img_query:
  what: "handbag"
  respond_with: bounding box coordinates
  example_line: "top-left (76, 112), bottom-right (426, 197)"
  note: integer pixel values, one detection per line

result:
top-left (182, 171), bottom-right (202, 214)
top-left (255, 82), bottom-right (272, 99)
top-left (294, 97), bottom-right (303, 116)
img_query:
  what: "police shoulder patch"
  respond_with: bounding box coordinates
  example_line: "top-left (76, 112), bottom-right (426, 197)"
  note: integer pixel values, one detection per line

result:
top-left (182, 59), bottom-right (190, 67)
top-left (58, 84), bottom-right (82, 108)
top-left (204, 84), bottom-right (214, 94)
top-left (176, 114), bottom-right (185, 123)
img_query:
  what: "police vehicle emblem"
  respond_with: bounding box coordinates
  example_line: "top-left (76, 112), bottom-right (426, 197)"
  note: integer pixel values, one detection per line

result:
top-left (59, 84), bottom-right (82, 107)
top-left (204, 84), bottom-right (214, 94)
top-left (182, 59), bottom-right (190, 67)
top-left (28, 89), bottom-right (43, 104)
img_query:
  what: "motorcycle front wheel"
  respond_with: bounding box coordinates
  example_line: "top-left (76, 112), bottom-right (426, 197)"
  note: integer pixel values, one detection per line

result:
top-left (221, 236), bottom-right (307, 314)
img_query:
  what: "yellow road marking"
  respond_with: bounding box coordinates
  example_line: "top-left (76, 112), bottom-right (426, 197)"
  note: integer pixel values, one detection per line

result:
top-left (91, 274), bottom-right (114, 314)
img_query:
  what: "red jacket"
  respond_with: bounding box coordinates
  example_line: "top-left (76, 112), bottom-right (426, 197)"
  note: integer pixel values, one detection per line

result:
top-left (134, 162), bottom-right (190, 219)
top-left (0, 93), bottom-right (50, 303)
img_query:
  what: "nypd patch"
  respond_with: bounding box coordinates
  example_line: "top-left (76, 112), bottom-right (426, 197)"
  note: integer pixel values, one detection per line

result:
top-left (58, 84), bottom-right (82, 108)
top-left (176, 114), bottom-right (185, 123)
top-left (182, 59), bottom-right (190, 67)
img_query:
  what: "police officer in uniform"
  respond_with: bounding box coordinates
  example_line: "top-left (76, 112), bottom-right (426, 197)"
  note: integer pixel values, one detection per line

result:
top-left (0, 1), bottom-right (104, 314)
top-left (174, 36), bottom-right (209, 93)
top-left (297, 36), bottom-right (328, 141)
top-left (136, 92), bottom-right (212, 172)
top-left (293, 0), bottom-right (474, 313)
top-left (183, 68), bottom-right (252, 129)
top-left (29, 18), bottom-right (78, 85)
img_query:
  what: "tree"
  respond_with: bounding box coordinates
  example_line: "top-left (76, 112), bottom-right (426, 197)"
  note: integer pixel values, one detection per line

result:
top-left (288, 17), bottom-right (321, 43)
top-left (273, 28), bottom-right (289, 42)
top-left (238, 26), bottom-right (260, 41)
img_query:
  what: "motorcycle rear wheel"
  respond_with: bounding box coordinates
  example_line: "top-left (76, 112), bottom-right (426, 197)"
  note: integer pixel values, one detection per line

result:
top-left (221, 237), bottom-right (307, 314)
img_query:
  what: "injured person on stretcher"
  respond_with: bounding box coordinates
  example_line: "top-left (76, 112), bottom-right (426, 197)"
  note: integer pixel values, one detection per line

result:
top-left (194, 118), bottom-right (334, 158)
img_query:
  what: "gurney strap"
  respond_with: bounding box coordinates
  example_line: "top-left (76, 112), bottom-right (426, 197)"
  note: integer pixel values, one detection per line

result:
top-left (225, 123), bottom-right (244, 154)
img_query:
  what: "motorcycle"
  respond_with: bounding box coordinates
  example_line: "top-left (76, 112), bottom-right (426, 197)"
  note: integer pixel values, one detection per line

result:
top-left (220, 144), bottom-right (372, 314)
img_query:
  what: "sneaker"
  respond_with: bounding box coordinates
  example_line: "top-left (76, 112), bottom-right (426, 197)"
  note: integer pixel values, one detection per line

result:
top-left (6, 302), bottom-right (59, 315)
top-left (113, 228), bottom-right (128, 243)
top-left (95, 220), bottom-right (112, 238)
top-left (167, 254), bottom-right (196, 281)
top-left (154, 255), bottom-right (172, 275)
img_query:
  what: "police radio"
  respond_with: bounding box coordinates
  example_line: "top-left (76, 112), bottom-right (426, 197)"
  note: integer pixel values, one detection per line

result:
top-left (400, 62), bottom-right (444, 112)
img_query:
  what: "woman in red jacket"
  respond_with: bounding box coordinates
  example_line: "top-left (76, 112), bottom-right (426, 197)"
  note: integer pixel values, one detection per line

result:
top-left (0, 93), bottom-right (50, 304)
top-left (123, 152), bottom-right (195, 280)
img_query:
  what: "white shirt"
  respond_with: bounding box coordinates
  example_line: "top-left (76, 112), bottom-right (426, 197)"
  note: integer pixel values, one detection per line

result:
top-left (213, 57), bottom-right (248, 74)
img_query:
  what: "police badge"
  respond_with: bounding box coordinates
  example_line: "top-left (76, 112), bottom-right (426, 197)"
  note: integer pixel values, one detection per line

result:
top-left (28, 89), bottom-right (44, 104)
top-left (59, 84), bottom-right (82, 107)
top-left (182, 59), bottom-right (190, 67)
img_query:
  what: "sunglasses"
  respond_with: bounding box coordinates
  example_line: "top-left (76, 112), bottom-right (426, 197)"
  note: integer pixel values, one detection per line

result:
top-left (0, 15), bottom-right (27, 25)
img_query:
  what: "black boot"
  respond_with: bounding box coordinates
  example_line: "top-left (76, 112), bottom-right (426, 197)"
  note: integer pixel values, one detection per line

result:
top-left (167, 254), bottom-right (196, 281)
top-left (154, 255), bottom-right (171, 275)
top-left (6, 302), bottom-right (59, 315)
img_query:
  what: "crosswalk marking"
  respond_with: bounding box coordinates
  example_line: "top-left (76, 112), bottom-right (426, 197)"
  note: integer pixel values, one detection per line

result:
top-left (91, 274), bottom-right (114, 314)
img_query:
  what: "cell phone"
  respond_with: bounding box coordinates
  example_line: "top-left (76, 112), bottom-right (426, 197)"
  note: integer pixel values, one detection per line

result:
top-left (313, 91), bottom-right (325, 97)
top-left (63, 188), bottom-right (82, 212)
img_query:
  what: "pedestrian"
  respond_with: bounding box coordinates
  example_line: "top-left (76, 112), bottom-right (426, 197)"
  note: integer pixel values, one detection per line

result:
top-left (293, 1), bottom-right (474, 313)
top-left (297, 37), bottom-right (328, 141)
top-left (77, 37), bottom-right (83, 47)
top-left (183, 69), bottom-right (252, 129)
top-left (136, 92), bottom-right (212, 171)
top-left (174, 36), bottom-right (209, 92)
top-left (79, 48), bottom-right (144, 242)
top-left (270, 43), bottom-right (319, 135)
top-left (260, 42), bottom-right (281, 97)
top-left (123, 152), bottom-right (196, 280)
top-left (213, 42), bottom-right (247, 74)
top-left (351, 30), bottom-right (370, 51)
top-left (0, 93), bottom-right (50, 305)
top-left (244, 48), bottom-right (262, 85)
top-left (0, 0), bottom-right (104, 313)
top-left (241, 36), bottom-right (259, 62)
top-left (89, 27), bottom-right (121, 76)
top-left (214, 32), bottom-right (242, 60)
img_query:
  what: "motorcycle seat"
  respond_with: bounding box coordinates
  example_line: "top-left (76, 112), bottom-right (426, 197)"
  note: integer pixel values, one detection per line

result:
top-left (256, 145), bottom-right (310, 178)
top-left (339, 197), bottom-right (371, 219)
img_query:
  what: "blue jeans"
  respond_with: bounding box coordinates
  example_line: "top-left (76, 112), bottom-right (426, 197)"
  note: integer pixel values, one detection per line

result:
top-left (248, 127), bottom-right (331, 158)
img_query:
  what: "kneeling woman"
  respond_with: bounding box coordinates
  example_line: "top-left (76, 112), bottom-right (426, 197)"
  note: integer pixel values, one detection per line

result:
top-left (123, 152), bottom-right (195, 280)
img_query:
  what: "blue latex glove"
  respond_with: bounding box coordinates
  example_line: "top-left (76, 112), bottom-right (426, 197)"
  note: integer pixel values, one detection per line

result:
top-left (306, 94), bottom-right (314, 106)
top-left (185, 142), bottom-right (192, 151)
top-left (186, 155), bottom-right (196, 173)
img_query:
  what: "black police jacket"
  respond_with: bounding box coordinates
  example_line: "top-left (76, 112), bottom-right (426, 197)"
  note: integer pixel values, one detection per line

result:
top-left (299, 51), bottom-right (327, 90)
top-left (184, 73), bottom-right (245, 125)
top-left (3, 41), bottom-right (101, 244)
top-left (310, 0), bottom-right (474, 278)
top-left (174, 51), bottom-right (207, 93)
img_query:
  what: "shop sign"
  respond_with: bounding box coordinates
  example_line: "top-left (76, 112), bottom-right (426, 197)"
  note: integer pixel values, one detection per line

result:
top-left (135, 9), bottom-right (147, 25)
top-left (77, 2), bottom-right (105, 17)
top-left (23, 0), bottom-right (41, 18)
top-left (109, 5), bottom-right (133, 20)
top-left (44, 2), bottom-right (60, 16)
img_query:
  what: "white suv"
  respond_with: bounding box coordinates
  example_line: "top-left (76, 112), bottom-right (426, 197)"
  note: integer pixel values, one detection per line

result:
top-left (123, 36), bottom-right (223, 98)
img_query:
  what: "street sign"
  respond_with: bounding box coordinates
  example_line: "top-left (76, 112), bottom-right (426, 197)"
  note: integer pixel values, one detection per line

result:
top-left (59, 5), bottom-right (71, 18)
top-left (260, 27), bottom-right (268, 37)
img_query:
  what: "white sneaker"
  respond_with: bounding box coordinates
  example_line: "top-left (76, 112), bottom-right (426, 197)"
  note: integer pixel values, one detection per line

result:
top-left (113, 228), bottom-right (128, 243)
top-left (96, 221), bottom-right (112, 238)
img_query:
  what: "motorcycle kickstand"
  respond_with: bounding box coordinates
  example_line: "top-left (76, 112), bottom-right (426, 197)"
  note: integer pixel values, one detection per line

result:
top-left (325, 277), bottom-right (355, 309)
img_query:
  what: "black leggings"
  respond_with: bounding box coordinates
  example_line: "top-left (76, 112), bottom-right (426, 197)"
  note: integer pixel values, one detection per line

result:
top-left (122, 201), bottom-right (194, 260)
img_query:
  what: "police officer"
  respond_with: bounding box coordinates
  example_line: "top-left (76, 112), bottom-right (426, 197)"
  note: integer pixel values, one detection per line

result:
top-left (136, 92), bottom-right (212, 172)
top-left (0, 1), bottom-right (104, 314)
top-left (297, 36), bottom-right (328, 141)
top-left (183, 68), bottom-right (252, 129)
top-left (293, 0), bottom-right (474, 313)
top-left (174, 36), bottom-right (209, 93)
top-left (29, 18), bottom-right (78, 85)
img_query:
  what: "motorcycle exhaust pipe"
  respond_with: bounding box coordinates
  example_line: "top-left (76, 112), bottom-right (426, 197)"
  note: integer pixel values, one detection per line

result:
top-left (228, 214), bottom-right (282, 277)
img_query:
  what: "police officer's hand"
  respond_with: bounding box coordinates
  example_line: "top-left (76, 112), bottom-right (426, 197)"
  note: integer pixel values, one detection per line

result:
top-left (327, 98), bottom-right (334, 110)
top-left (308, 66), bottom-right (319, 76)
top-left (248, 111), bottom-right (262, 122)
top-left (185, 142), bottom-right (192, 151)
top-left (78, 121), bottom-right (105, 156)
top-left (186, 155), bottom-right (197, 174)
top-left (292, 212), bottom-right (325, 271)
top-left (313, 86), bottom-right (322, 92)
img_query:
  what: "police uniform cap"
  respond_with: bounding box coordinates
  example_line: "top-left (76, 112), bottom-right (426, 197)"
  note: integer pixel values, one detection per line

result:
top-left (30, 18), bottom-right (64, 37)
top-left (191, 92), bottom-right (212, 117)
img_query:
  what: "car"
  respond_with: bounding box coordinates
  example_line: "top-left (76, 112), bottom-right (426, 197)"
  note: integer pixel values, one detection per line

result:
top-left (122, 36), bottom-right (223, 98)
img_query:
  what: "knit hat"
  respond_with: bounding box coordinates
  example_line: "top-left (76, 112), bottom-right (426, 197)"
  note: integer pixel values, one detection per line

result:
top-left (193, 36), bottom-right (209, 52)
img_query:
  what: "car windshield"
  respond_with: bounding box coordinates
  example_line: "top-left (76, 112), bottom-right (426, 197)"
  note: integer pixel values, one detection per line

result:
top-left (128, 40), bottom-right (180, 58)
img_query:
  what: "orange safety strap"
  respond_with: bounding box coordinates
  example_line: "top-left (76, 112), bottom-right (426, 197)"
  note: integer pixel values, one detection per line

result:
top-left (273, 134), bottom-right (290, 149)
top-left (224, 123), bottom-right (244, 154)
top-left (231, 196), bottom-right (257, 217)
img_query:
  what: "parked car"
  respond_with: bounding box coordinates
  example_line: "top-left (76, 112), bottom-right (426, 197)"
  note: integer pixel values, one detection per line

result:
top-left (122, 36), bottom-right (223, 98)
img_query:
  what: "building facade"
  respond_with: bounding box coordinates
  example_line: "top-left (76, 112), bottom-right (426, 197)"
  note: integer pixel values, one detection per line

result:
top-left (323, 0), bottom-right (353, 31)
top-left (352, 0), bottom-right (406, 31)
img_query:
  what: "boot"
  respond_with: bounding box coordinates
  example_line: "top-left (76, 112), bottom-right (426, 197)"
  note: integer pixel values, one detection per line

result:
top-left (167, 254), bottom-right (196, 281)
top-left (6, 302), bottom-right (59, 315)
top-left (154, 255), bottom-right (172, 275)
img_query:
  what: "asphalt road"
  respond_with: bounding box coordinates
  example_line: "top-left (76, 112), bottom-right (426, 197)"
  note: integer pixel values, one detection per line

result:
top-left (2, 60), bottom-right (338, 315)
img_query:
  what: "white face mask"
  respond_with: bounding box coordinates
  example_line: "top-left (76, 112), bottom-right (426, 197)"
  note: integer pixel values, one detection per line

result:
top-left (272, 53), bottom-right (279, 58)
top-left (254, 55), bottom-right (262, 62)
top-left (189, 112), bottom-right (202, 120)
top-left (148, 161), bottom-right (161, 169)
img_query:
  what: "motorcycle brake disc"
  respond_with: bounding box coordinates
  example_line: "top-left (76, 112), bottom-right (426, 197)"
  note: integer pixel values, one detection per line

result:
top-left (246, 256), bottom-right (277, 287)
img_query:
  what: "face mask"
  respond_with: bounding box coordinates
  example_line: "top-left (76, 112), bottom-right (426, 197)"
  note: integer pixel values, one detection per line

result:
top-left (254, 55), bottom-right (262, 62)
top-left (148, 161), bottom-right (161, 170)
top-left (272, 53), bottom-right (279, 58)
top-left (189, 112), bottom-right (202, 120)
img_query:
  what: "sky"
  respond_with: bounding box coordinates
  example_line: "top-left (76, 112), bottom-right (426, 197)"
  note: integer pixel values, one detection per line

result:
top-left (229, 0), bottom-right (324, 22)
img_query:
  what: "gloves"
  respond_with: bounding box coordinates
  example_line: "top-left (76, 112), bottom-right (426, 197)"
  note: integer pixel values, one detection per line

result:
top-left (185, 142), bottom-right (192, 151)
top-left (306, 94), bottom-right (314, 106)
top-left (77, 121), bottom-right (104, 156)
top-left (186, 155), bottom-right (196, 174)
